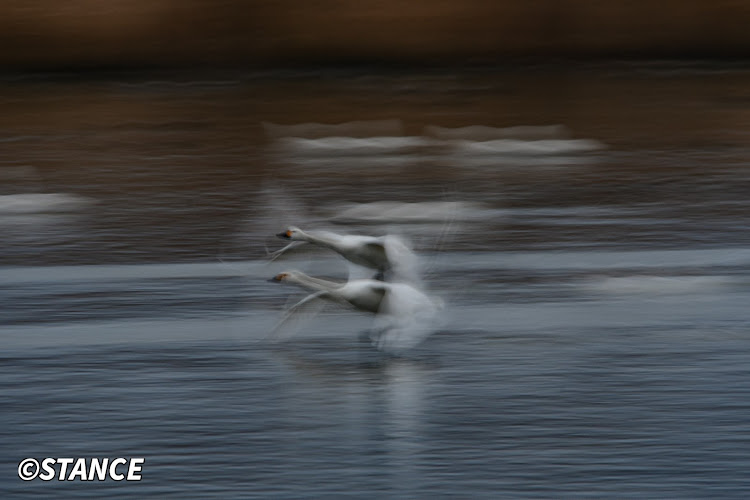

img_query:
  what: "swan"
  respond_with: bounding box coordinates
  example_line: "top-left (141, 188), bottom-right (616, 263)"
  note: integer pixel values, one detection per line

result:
top-left (268, 270), bottom-right (441, 353)
top-left (272, 226), bottom-right (421, 284)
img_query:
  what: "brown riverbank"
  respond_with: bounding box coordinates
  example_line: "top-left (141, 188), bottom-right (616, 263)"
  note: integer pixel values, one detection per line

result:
top-left (1, 1), bottom-right (749, 70)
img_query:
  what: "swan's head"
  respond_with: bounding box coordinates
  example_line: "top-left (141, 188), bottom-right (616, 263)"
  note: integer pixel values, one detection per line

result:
top-left (269, 270), bottom-right (307, 284)
top-left (276, 226), bottom-right (302, 240)
top-left (268, 272), bottom-right (291, 283)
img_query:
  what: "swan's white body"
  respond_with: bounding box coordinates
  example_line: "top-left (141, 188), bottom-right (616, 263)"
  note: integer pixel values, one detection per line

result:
top-left (273, 226), bottom-right (420, 284)
top-left (270, 270), bottom-right (440, 353)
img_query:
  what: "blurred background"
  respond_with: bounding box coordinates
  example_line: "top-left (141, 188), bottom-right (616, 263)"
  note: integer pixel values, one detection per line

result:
top-left (1, 0), bottom-right (750, 68)
top-left (3, 2), bottom-right (750, 499)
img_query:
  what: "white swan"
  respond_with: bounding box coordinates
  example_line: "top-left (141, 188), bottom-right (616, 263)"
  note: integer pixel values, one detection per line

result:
top-left (272, 226), bottom-right (421, 284)
top-left (269, 270), bottom-right (441, 353)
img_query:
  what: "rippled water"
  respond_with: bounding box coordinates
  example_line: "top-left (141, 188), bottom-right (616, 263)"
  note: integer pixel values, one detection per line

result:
top-left (2, 65), bottom-right (750, 498)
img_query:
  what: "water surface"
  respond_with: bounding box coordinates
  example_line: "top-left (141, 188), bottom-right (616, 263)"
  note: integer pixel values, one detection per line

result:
top-left (2, 65), bottom-right (750, 498)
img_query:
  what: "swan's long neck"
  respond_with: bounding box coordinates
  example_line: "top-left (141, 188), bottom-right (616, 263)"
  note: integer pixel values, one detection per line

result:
top-left (287, 272), bottom-right (342, 293)
top-left (297, 230), bottom-right (341, 250)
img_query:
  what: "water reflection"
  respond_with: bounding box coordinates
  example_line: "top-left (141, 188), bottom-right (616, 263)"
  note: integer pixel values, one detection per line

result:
top-left (266, 343), bottom-right (437, 493)
top-left (383, 360), bottom-right (430, 494)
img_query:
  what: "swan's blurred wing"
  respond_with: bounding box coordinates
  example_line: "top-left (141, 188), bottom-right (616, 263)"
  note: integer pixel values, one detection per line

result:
top-left (382, 235), bottom-right (422, 285)
top-left (267, 240), bottom-right (310, 262)
top-left (269, 291), bottom-right (331, 340)
top-left (256, 181), bottom-right (309, 230)
top-left (372, 284), bottom-right (439, 353)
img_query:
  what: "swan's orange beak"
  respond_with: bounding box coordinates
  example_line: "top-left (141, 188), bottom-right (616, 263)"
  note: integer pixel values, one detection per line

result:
top-left (268, 273), bottom-right (288, 283)
top-left (276, 230), bottom-right (292, 239)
